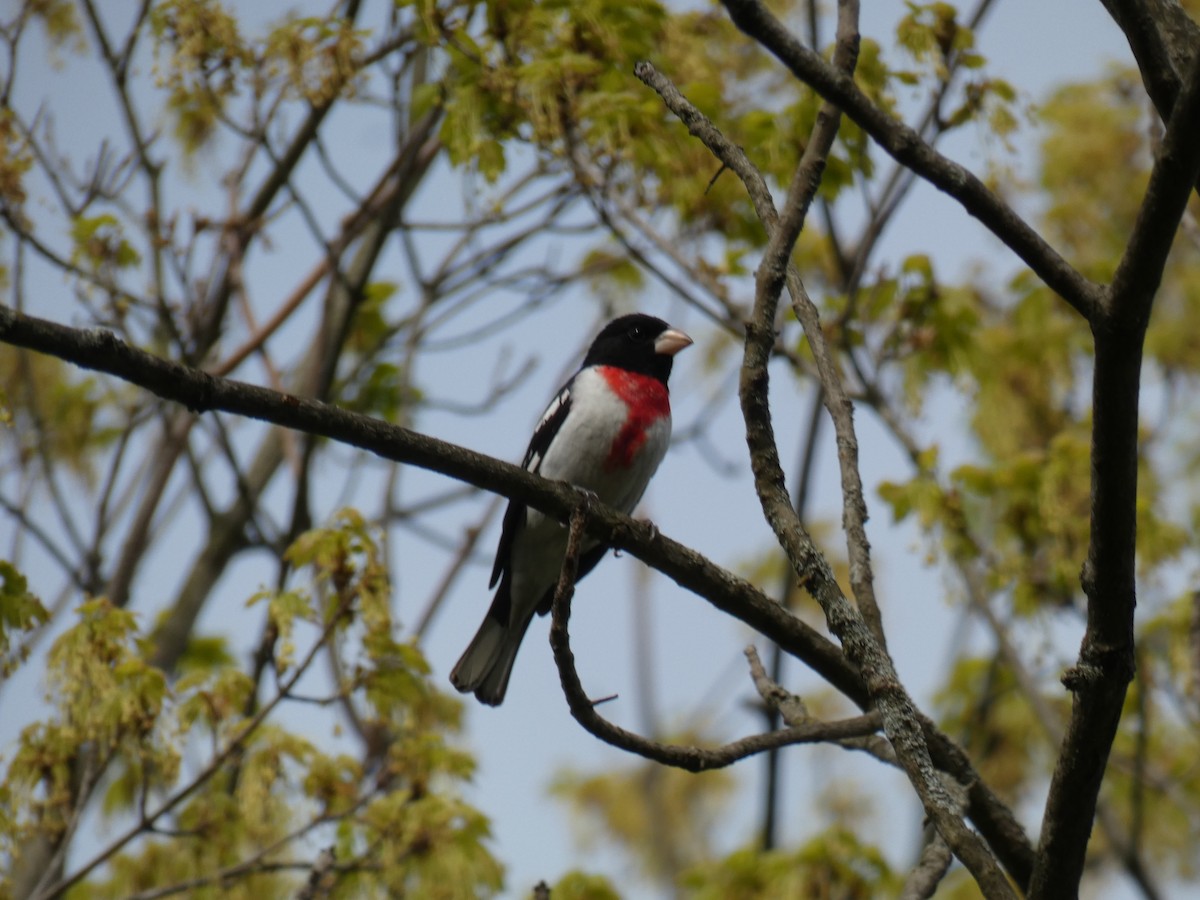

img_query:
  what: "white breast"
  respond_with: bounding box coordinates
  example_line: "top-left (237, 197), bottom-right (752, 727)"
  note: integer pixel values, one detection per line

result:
top-left (536, 367), bottom-right (670, 512)
top-left (505, 367), bottom-right (672, 614)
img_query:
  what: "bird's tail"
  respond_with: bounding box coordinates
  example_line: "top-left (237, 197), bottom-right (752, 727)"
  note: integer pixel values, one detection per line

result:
top-left (449, 599), bottom-right (531, 706)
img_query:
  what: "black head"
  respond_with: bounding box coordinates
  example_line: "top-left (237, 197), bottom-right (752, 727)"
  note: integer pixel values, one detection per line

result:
top-left (581, 314), bottom-right (693, 384)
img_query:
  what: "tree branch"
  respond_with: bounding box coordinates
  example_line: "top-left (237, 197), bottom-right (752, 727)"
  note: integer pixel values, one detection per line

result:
top-left (899, 833), bottom-right (953, 900)
top-left (0, 302), bottom-right (1037, 886)
top-left (717, 0), bottom-right (1103, 322)
top-left (1099, 0), bottom-right (1200, 131)
top-left (1028, 44), bottom-right (1200, 900)
top-left (638, 38), bottom-right (1026, 900)
top-left (635, 56), bottom-right (876, 651)
top-left (1109, 49), bottom-right (1200, 326)
top-left (548, 505), bottom-right (883, 772)
top-left (644, 5), bottom-right (1012, 891)
top-left (0, 305), bottom-right (862, 701)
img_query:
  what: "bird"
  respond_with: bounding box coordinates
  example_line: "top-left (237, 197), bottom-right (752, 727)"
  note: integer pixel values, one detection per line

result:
top-left (450, 313), bottom-right (693, 706)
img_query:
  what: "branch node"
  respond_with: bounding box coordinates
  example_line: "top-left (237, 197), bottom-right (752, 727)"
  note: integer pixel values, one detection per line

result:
top-left (745, 644), bottom-right (809, 725)
top-left (1061, 663), bottom-right (1102, 692)
top-left (1079, 556), bottom-right (1096, 598)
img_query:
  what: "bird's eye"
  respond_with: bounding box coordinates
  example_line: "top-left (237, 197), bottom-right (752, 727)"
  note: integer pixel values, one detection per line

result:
top-left (628, 325), bottom-right (646, 340)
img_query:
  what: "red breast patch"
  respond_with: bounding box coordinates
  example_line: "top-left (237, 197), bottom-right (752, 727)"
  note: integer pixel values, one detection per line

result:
top-left (597, 366), bottom-right (670, 471)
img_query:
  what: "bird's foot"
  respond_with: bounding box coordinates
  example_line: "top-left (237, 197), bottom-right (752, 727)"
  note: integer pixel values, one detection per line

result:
top-left (636, 517), bottom-right (659, 541)
top-left (615, 518), bottom-right (657, 558)
top-left (572, 486), bottom-right (600, 515)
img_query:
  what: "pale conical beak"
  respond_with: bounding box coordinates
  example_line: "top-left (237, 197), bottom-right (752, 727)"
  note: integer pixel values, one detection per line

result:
top-left (654, 328), bottom-right (693, 357)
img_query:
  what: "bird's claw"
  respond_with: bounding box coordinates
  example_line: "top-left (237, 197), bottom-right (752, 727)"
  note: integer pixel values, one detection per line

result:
top-left (573, 486), bottom-right (600, 514)
top-left (615, 518), bottom-right (657, 558)
top-left (637, 517), bottom-right (659, 541)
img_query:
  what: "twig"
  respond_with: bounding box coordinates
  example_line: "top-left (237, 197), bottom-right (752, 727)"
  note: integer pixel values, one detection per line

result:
top-left (549, 504), bottom-right (881, 772)
top-left (1192, 591), bottom-right (1200, 714)
top-left (294, 847), bottom-right (336, 900)
top-left (900, 832), bottom-right (954, 900)
top-left (123, 805), bottom-right (360, 900)
top-left (745, 644), bottom-right (809, 726)
top-left (760, 381), bottom-right (825, 850)
top-left (30, 589), bottom-right (358, 900)
top-left (412, 495), bottom-right (502, 640)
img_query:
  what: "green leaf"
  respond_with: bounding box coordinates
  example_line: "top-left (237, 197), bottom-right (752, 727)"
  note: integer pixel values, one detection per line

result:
top-left (550, 871), bottom-right (622, 900)
top-left (70, 213), bottom-right (142, 270)
top-left (0, 561), bottom-right (49, 674)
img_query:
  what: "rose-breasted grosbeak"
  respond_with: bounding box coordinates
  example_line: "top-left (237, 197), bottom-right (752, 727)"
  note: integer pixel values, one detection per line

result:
top-left (450, 314), bottom-right (693, 706)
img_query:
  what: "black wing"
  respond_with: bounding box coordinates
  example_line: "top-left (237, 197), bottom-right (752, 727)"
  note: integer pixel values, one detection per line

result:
top-left (488, 378), bottom-right (574, 590)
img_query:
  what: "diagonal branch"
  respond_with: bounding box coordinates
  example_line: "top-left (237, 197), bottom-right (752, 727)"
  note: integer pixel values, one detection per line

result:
top-left (642, 12), bottom-right (1013, 888)
top-left (1109, 49), bottom-right (1200, 327)
top-left (0, 305), bottom-right (861, 701)
top-left (718, 0), bottom-right (1103, 322)
top-left (1098, 0), bottom-right (1200, 131)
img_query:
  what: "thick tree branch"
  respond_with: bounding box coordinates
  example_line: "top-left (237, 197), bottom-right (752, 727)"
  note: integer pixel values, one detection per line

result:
top-left (717, 0), bottom-right (1103, 322)
top-left (1099, 0), bottom-right (1200, 130)
top-left (1099, 0), bottom-right (1183, 119)
top-left (1109, 49), bottom-right (1200, 325)
top-left (1137, 0), bottom-right (1200, 82)
top-left (1029, 46), bottom-right (1200, 900)
top-left (0, 305), bottom-right (861, 699)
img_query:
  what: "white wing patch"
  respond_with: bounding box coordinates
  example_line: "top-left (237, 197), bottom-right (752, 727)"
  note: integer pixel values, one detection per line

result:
top-left (523, 383), bottom-right (573, 473)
